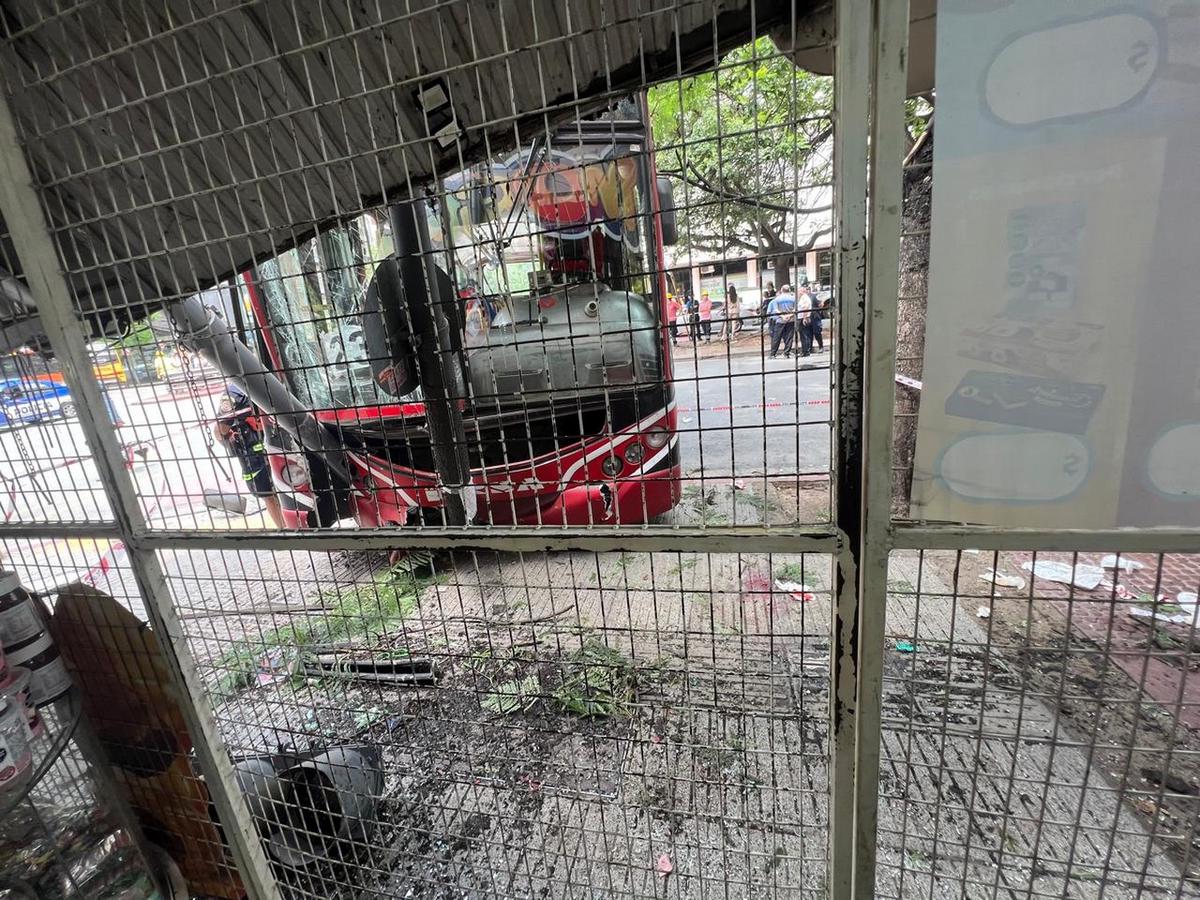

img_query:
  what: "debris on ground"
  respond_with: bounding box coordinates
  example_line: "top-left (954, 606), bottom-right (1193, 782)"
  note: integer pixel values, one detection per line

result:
top-left (256, 649), bottom-right (298, 686)
top-left (1130, 595), bottom-right (1197, 627)
top-left (1129, 606), bottom-right (1186, 625)
top-left (895, 640), bottom-right (917, 653)
top-left (656, 853), bottom-right (674, 876)
top-left (202, 488), bottom-right (248, 515)
top-left (1021, 560), bottom-right (1104, 590)
top-left (977, 606), bottom-right (991, 619)
top-left (1142, 767), bottom-right (1198, 796)
top-left (980, 569), bottom-right (1025, 590)
top-left (1101, 554), bottom-right (1146, 573)
top-left (304, 652), bottom-right (439, 686)
top-left (774, 579), bottom-right (815, 602)
top-left (552, 641), bottom-right (638, 718)
top-left (482, 675), bottom-right (541, 715)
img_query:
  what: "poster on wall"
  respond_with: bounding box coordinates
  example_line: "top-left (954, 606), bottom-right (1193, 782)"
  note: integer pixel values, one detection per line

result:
top-left (911, 0), bottom-right (1200, 527)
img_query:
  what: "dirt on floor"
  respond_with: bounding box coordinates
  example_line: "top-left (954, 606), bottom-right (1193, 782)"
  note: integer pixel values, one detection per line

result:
top-left (202, 478), bottom-right (834, 899)
top-left (181, 481), bottom-right (1197, 898)
top-left (927, 549), bottom-right (1200, 886)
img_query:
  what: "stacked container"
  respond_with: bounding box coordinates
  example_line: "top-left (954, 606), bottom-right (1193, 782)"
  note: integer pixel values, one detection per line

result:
top-left (0, 571), bottom-right (67, 744)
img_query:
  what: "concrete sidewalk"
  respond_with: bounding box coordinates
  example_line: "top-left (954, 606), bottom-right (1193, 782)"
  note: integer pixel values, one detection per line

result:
top-left (875, 551), bottom-right (1191, 897)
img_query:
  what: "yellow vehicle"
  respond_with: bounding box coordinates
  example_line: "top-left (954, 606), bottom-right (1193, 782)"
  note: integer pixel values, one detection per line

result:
top-left (90, 344), bottom-right (126, 384)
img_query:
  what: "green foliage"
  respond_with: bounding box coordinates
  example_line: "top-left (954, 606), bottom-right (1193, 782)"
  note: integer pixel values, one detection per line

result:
top-left (905, 96), bottom-right (933, 142)
top-left (736, 489), bottom-right (777, 514)
top-left (212, 553), bottom-right (434, 701)
top-left (353, 705), bottom-right (387, 731)
top-left (774, 562), bottom-right (807, 582)
top-left (482, 675), bottom-right (541, 715)
top-left (552, 641), bottom-right (637, 718)
top-left (112, 311), bottom-right (170, 349)
top-left (648, 38), bottom-right (832, 259)
top-left (477, 641), bottom-right (640, 719)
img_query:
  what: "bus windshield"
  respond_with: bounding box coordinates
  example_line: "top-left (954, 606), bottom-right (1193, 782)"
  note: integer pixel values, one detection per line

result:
top-left (251, 134), bottom-right (659, 413)
top-left (252, 218), bottom-right (395, 411)
top-left (433, 140), bottom-right (647, 300)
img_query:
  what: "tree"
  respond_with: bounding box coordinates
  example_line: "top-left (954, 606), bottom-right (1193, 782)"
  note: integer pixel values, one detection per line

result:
top-left (648, 38), bottom-right (833, 286)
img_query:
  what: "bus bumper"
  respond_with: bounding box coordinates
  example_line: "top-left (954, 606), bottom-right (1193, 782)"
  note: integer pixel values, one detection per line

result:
top-left (520, 465), bottom-right (682, 526)
top-left (341, 463), bottom-right (682, 528)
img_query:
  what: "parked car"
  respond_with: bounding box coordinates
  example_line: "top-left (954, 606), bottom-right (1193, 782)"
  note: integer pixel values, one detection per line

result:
top-left (91, 345), bottom-right (127, 383)
top-left (737, 287), bottom-right (763, 316)
top-left (0, 378), bottom-right (75, 425)
top-left (0, 378), bottom-right (123, 428)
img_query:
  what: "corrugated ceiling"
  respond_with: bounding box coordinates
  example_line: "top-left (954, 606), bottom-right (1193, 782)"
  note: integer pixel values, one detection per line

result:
top-left (0, 0), bottom-right (814, 346)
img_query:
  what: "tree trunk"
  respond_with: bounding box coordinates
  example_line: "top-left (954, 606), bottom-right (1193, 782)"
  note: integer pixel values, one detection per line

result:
top-left (892, 124), bottom-right (933, 517)
top-left (773, 254), bottom-right (790, 289)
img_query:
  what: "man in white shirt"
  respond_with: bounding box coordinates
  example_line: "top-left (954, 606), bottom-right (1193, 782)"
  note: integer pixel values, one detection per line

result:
top-left (795, 285), bottom-right (814, 357)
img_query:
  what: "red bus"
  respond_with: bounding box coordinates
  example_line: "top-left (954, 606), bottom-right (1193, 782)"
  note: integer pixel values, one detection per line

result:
top-left (241, 100), bottom-right (680, 528)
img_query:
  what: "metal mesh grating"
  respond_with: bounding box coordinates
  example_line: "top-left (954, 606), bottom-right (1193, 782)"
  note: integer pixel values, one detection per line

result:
top-left (0, 1), bottom-right (1193, 899)
top-left (879, 549), bottom-right (1200, 899)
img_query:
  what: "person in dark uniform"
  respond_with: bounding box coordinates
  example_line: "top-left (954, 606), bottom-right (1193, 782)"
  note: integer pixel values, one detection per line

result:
top-left (213, 383), bottom-right (283, 527)
top-left (686, 293), bottom-right (702, 343)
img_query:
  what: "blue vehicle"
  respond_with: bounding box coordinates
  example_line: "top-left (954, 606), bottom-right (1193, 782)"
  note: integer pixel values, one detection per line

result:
top-left (0, 378), bottom-right (75, 426)
top-left (0, 378), bottom-right (122, 428)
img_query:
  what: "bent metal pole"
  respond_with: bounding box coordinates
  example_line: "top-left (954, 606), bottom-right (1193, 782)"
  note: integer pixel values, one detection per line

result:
top-left (167, 294), bottom-right (352, 492)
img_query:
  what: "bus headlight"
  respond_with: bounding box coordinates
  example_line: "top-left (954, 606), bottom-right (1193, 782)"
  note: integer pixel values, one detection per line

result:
top-left (601, 456), bottom-right (623, 477)
top-left (643, 427), bottom-right (670, 449)
top-left (623, 442), bottom-right (645, 465)
top-left (278, 455), bottom-right (310, 488)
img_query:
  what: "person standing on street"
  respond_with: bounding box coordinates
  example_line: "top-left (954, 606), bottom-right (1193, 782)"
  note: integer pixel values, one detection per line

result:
top-left (667, 294), bottom-right (681, 346)
top-left (728, 284), bottom-right (741, 335)
top-left (767, 284), bottom-right (796, 358)
top-left (699, 292), bottom-right (713, 342)
top-left (796, 285), bottom-right (814, 357)
top-left (760, 281), bottom-right (777, 334)
top-left (806, 290), bottom-right (825, 357)
top-left (809, 288), bottom-right (825, 352)
top-left (687, 293), bottom-right (701, 343)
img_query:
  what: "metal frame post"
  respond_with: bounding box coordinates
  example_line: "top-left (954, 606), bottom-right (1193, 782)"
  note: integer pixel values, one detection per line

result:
top-left (389, 200), bottom-right (473, 526)
top-left (830, 0), bottom-right (909, 897)
top-left (893, 524), bottom-right (1200, 552)
top-left (0, 91), bottom-right (281, 900)
top-left (829, 0), bottom-right (872, 895)
top-left (853, 1), bottom-right (910, 896)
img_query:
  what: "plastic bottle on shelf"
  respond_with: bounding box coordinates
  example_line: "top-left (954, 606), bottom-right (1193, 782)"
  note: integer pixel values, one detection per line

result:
top-left (0, 696), bottom-right (33, 791)
top-left (0, 571), bottom-right (42, 649)
top-left (0, 667), bottom-right (42, 738)
top-left (6, 631), bottom-right (72, 707)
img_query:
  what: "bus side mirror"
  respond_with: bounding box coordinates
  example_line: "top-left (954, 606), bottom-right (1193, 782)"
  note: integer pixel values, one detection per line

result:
top-left (656, 177), bottom-right (678, 246)
top-left (363, 257), bottom-right (419, 398)
top-left (363, 254), bottom-right (462, 398)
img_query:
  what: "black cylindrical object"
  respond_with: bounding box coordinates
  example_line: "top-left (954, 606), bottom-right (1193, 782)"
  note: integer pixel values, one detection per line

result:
top-left (235, 744), bottom-right (385, 867)
top-left (388, 201), bottom-right (473, 526)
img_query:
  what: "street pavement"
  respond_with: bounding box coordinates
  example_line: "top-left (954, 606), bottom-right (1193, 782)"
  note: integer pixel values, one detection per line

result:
top-left (672, 348), bottom-right (831, 478)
